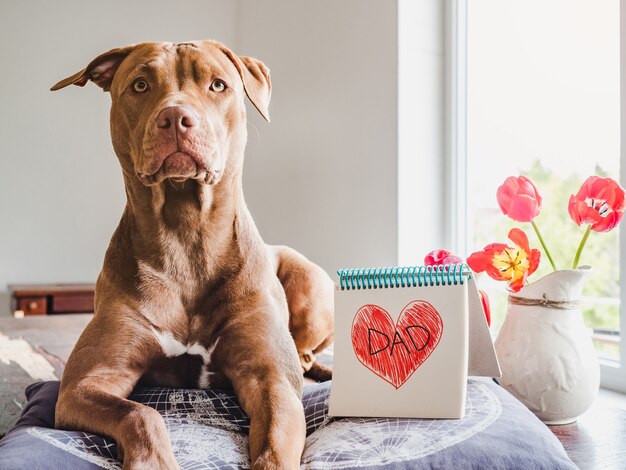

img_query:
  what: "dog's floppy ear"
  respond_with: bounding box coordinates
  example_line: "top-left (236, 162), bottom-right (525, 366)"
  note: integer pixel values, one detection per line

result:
top-left (220, 47), bottom-right (272, 122)
top-left (50, 46), bottom-right (136, 92)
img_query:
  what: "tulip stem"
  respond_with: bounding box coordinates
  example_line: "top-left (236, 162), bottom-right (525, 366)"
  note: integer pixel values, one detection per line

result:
top-left (531, 220), bottom-right (557, 271)
top-left (573, 225), bottom-right (592, 269)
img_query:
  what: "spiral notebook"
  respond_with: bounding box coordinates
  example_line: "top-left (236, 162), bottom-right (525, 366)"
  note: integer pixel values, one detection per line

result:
top-left (329, 264), bottom-right (500, 419)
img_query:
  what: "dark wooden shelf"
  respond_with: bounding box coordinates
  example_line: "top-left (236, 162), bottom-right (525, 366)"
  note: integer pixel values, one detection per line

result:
top-left (8, 283), bottom-right (95, 317)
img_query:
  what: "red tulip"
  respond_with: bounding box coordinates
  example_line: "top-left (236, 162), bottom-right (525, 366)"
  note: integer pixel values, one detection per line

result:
top-left (424, 249), bottom-right (463, 266)
top-left (496, 176), bottom-right (542, 222)
top-left (568, 176), bottom-right (626, 232)
top-left (479, 290), bottom-right (491, 327)
top-left (467, 228), bottom-right (541, 293)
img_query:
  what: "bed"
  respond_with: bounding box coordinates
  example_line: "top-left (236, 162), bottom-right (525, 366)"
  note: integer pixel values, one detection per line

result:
top-left (0, 315), bottom-right (576, 469)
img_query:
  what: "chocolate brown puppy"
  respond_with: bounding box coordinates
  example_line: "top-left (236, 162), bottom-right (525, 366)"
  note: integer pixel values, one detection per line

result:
top-left (51, 40), bottom-right (333, 470)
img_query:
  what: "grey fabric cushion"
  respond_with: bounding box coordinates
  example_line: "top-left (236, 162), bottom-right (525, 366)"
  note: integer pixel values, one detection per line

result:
top-left (0, 378), bottom-right (576, 469)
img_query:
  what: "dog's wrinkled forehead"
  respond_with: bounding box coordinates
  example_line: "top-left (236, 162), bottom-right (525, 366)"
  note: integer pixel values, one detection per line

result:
top-left (111, 42), bottom-right (242, 96)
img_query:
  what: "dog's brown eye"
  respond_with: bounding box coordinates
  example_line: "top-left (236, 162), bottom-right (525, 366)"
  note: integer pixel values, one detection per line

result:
top-left (132, 79), bottom-right (149, 93)
top-left (210, 79), bottom-right (226, 93)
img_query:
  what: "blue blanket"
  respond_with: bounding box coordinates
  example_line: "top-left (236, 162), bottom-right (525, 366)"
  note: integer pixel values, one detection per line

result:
top-left (0, 378), bottom-right (576, 469)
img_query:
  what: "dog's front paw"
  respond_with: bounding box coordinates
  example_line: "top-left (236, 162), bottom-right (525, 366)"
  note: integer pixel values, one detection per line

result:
top-left (253, 450), bottom-right (299, 470)
top-left (122, 450), bottom-right (180, 470)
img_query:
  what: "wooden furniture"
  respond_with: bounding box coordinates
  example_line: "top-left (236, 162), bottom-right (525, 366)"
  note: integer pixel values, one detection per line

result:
top-left (8, 284), bottom-right (95, 318)
top-left (549, 399), bottom-right (626, 469)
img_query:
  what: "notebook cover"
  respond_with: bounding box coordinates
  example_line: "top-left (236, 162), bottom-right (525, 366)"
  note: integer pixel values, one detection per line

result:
top-left (329, 280), bottom-right (469, 418)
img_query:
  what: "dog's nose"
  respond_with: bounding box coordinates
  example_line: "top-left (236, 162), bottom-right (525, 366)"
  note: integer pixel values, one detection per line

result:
top-left (155, 106), bottom-right (199, 132)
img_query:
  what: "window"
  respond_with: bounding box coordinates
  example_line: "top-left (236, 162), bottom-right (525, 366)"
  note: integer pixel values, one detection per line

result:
top-left (460, 0), bottom-right (624, 389)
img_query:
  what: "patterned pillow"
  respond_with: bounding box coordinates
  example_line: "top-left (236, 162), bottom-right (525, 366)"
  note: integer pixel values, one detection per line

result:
top-left (0, 378), bottom-right (576, 469)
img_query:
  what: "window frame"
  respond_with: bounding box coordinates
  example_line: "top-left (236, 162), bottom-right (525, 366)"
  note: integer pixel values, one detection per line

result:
top-left (447, 0), bottom-right (626, 392)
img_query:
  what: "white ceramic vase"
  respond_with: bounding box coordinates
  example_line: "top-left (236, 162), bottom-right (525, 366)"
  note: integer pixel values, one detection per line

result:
top-left (494, 266), bottom-right (600, 424)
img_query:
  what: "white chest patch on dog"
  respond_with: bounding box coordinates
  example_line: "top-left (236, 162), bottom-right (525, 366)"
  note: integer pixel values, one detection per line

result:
top-left (152, 328), bottom-right (220, 388)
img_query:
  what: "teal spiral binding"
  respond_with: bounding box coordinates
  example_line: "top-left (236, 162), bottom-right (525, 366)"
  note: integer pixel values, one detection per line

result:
top-left (337, 264), bottom-right (471, 290)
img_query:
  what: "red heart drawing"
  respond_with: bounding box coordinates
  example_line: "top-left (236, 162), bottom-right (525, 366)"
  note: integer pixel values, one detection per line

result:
top-left (351, 301), bottom-right (443, 389)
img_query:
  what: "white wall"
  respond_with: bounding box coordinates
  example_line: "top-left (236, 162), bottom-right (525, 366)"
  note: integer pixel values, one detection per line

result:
top-left (397, 0), bottom-right (447, 265)
top-left (238, 0), bottom-right (398, 273)
top-left (0, 0), bottom-right (399, 315)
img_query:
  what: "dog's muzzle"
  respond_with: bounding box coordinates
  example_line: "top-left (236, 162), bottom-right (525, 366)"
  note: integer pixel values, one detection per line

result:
top-left (138, 106), bottom-right (222, 185)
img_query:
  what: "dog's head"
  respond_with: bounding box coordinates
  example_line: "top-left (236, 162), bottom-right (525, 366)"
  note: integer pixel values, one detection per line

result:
top-left (52, 41), bottom-right (271, 186)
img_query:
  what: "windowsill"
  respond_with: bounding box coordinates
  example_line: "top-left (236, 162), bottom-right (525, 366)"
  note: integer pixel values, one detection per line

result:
top-left (599, 387), bottom-right (626, 410)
